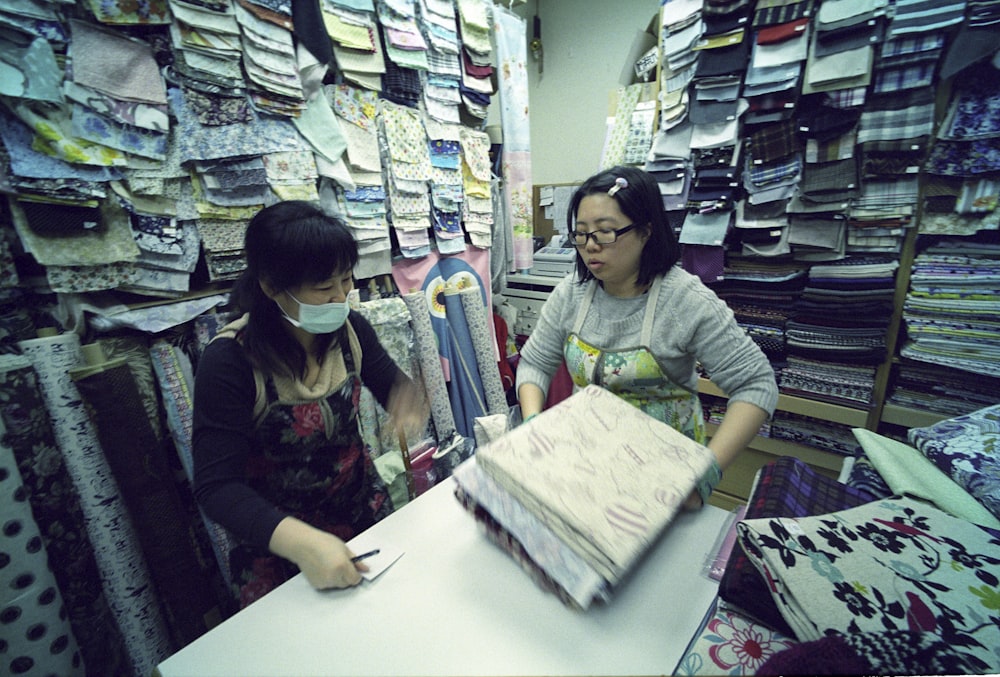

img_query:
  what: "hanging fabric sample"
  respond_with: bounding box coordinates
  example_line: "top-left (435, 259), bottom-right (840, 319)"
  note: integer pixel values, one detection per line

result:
top-left (492, 4), bottom-right (532, 271)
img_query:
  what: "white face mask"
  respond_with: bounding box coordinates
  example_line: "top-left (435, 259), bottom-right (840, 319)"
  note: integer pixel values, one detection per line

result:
top-left (278, 291), bottom-right (350, 334)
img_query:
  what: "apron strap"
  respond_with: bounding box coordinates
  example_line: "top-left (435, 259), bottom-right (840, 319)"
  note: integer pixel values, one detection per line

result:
top-left (639, 275), bottom-right (664, 347)
top-left (571, 280), bottom-right (599, 335)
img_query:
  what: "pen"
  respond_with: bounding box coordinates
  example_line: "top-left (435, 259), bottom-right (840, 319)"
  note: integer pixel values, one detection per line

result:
top-left (351, 549), bottom-right (380, 563)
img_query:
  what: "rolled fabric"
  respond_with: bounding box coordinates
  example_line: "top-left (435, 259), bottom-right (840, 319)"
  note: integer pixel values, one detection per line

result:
top-left (442, 285), bottom-right (488, 437)
top-left (0, 354), bottom-right (131, 677)
top-left (149, 339), bottom-right (235, 589)
top-left (0, 419), bottom-right (86, 677)
top-left (18, 332), bottom-right (172, 677)
top-left (457, 284), bottom-right (507, 416)
top-left (71, 348), bottom-right (221, 647)
top-left (401, 290), bottom-right (457, 441)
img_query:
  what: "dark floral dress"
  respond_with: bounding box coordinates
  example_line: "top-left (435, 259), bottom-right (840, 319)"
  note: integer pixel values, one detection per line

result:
top-left (228, 347), bottom-right (392, 608)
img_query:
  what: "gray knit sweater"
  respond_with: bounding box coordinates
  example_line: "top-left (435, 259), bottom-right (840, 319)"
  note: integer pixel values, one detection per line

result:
top-left (515, 266), bottom-right (779, 415)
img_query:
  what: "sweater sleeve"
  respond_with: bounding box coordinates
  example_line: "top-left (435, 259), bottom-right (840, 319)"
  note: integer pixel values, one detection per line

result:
top-left (514, 275), bottom-right (579, 397)
top-left (666, 271), bottom-right (779, 416)
top-left (192, 337), bottom-right (287, 548)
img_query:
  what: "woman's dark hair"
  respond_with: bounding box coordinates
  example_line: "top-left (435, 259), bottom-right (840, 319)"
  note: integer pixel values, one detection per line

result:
top-left (230, 200), bottom-right (359, 378)
top-left (567, 166), bottom-right (681, 286)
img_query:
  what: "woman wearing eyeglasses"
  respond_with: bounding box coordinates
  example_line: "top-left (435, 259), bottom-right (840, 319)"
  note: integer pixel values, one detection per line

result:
top-left (515, 166), bottom-right (777, 508)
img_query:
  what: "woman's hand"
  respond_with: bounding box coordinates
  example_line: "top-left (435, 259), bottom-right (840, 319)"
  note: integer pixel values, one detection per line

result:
top-left (387, 374), bottom-right (430, 441)
top-left (269, 517), bottom-right (367, 590)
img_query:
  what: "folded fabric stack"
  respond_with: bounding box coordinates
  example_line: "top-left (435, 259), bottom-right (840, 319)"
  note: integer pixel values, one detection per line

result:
top-left (453, 385), bottom-right (715, 609)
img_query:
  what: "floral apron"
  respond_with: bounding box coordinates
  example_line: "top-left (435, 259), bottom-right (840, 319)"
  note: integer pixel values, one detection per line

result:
top-left (228, 345), bottom-right (392, 608)
top-left (563, 276), bottom-right (707, 443)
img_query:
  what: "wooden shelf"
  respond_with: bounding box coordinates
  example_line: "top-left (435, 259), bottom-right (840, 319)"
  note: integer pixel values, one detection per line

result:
top-left (698, 377), bottom-right (868, 427)
top-left (879, 404), bottom-right (949, 429)
top-left (705, 422), bottom-right (845, 472)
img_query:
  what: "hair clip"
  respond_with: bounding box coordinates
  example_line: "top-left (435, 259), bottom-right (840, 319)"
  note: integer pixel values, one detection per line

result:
top-left (607, 177), bottom-right (628, 197)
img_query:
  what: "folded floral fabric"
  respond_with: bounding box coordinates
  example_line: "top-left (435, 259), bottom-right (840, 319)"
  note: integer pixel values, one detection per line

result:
top-left (907, 404), bottom-right (1000, 521)
top-left (736, 496), bottom-right (1000, 671)
top-left (718, 457), bottom-right (874, 635)
top-left (475, 385), bottom-right (715, 584)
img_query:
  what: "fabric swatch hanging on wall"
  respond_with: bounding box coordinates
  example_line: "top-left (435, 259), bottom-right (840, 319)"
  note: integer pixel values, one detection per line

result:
top-left (0, 355), bottom-right (131, 677)
top-left (17, 332), bottom-right (172, 677)
top-left (492, 5), bottom-right (533, 272)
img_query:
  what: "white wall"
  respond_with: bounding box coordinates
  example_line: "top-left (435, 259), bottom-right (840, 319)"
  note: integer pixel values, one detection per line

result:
top-left (497, 0), bottom-right (661, 185)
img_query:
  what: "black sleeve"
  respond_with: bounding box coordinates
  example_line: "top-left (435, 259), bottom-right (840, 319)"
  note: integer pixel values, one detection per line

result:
top-left (350, 311), bottom-right (406, 408)
top-left (192, 338), bottom-right (287, 548)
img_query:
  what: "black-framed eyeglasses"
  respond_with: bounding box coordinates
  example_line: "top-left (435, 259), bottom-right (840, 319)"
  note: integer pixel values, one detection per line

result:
top-left (570, 223), bottom-right (637, 247)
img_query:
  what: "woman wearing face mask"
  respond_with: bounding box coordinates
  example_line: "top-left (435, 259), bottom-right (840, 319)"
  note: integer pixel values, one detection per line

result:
top-left (193, 200), bottom-right (428, 608)
top-left (516, 166), bottom-right (778, 509)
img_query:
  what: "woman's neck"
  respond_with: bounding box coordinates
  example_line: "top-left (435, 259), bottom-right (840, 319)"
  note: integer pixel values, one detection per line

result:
top-left (601, 277), bottom-right (648, 298)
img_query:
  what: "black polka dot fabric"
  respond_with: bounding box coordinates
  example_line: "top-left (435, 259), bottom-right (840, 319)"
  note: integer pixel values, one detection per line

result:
top-left (0, 444), bottom-right (84, 677)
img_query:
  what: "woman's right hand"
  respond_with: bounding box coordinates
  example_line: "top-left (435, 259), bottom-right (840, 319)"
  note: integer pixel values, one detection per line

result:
top-left (269, 517), bottom-right (366, 590)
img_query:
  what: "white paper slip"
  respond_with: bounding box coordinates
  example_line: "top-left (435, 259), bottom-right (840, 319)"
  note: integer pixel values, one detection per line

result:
top-left (348, 539), bottom-right (404, 581)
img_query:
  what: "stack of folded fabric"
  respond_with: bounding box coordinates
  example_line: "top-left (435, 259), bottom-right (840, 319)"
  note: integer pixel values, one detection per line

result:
top-left (453, 385), bottom-right (715, 609)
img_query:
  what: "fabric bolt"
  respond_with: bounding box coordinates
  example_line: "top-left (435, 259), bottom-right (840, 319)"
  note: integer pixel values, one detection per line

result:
top-left (149, 339), bottom-right (235, 588)
top-left (718, 456), bottom-right (875, 636)
top-left (16, 334), bottom-right (172, 677)
top-left (401, 291), bottom-right (458, 441)
top-left (736, 496), bottom-right (1000, 672)
top-left (476, 385), bottom-right (715, 584)
top-left (0, 427), bottom-right (85, 677)
top-left (0, 355), bottom-right (131, 677)
top-left (457, 284), bottom-right (506, 416)
top-left (71, 359), bottom-right (222, 648)
top-left (857, 103), bottom-right (935, 144)
top-left (441, 285), bottom-right (489, 438)
top-left (168, 87), bottom-right (309, 163)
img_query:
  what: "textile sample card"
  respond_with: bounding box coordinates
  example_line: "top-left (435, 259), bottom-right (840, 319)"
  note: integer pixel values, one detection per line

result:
top-left (456, 385), bottom-right (715, 608)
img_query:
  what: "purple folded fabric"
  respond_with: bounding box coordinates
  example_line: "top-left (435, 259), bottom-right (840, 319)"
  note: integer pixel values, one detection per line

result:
top-left (718, 456), bottom-right (875, 636)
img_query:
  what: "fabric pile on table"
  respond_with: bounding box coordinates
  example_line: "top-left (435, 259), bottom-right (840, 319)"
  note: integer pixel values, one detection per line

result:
top-left (678, 404), bottom-right (1000, 676)
top-left (453, 385), bottom-right (715, 609)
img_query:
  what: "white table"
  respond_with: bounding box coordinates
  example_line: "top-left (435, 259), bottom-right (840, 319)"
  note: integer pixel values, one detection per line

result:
top-left (155, 478), bottom-right (727, 677)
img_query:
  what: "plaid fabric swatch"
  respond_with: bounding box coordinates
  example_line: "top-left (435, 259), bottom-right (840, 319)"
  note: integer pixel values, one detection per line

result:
top-left (747, 118), bottom-right (802, 163)
top-left (718, 456), bottom-right (875, 636)
top-left (753, 0), bottom-right (815, 27)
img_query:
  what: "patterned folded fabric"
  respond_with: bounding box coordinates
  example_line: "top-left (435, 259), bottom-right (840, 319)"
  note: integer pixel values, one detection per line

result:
top-left (719, 457), bottom-right (874, 635)
top-left (474, 385), bottom-right (715, 585)
top-left (736, 496), bottom-right (1000, 671)
top-left (452, 458), bottom-right (608, 609)
top-left (907, 404), bottom-right (1000, 521)
top-left (759, 629), bottom-right (989, 675)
